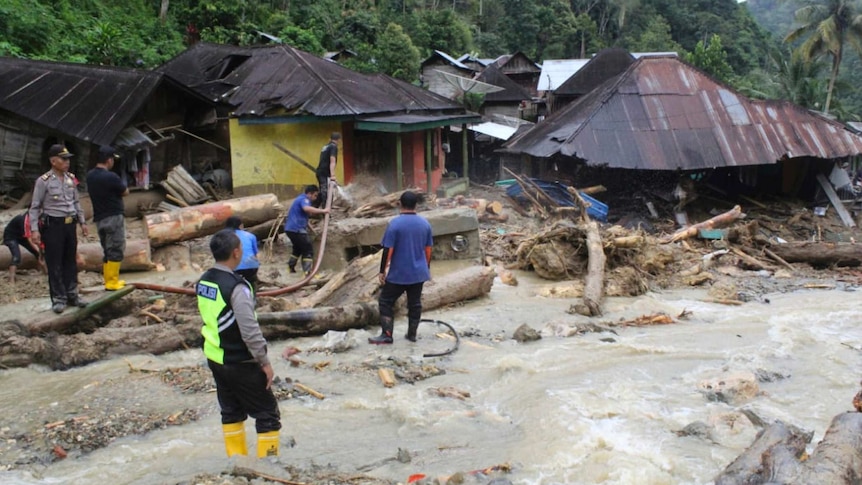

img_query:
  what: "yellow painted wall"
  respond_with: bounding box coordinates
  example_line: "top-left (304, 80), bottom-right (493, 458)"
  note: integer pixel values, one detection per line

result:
top-left (229, 119), bottom-right (343, 198)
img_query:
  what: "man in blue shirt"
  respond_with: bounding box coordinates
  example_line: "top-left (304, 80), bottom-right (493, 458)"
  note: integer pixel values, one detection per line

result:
top-left (284, 185), bottom-right (329, 275)
top-left (369, 191), bottom-right (433, 344)
top-left (225, 216), bottom-right (260, 291)
top-left (86, 145), bottom-right (128, 291)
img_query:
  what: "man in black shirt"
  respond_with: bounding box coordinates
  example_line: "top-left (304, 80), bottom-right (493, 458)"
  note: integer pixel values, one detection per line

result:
top-left (86, 146), bottom-right (128, 290)
top-left (314, 132), bottom-right (341, 208)
top-left (3, 213), bottom-right (45, 283)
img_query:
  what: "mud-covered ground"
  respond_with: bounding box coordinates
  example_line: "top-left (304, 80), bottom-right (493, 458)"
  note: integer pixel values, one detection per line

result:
top-left (1, 185), bottom-right (861, 484)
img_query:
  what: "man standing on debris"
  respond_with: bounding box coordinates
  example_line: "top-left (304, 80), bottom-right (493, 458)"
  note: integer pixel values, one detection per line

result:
top-left (285, 185), bottom-right (329, 275)
top-left (196, 229), bottom-right (281, 458)
top-left (3, 212), bottom-right (46, 283)
top-left (314, 132), bottom-right (341, 208)
top-left (86, 146), bottom-right (128, 291)
top-left (224, 216), bottom-right (260, 291)
top-left (29, 144), bottom-right (89, 314)
top-left (369, 191), bottom-right (433, 345)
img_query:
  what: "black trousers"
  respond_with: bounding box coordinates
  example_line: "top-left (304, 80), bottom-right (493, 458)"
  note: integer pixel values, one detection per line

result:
top-left (40, 217), bottom-right (78, 304)
top-left (235, 268), bottom-right (258, 293)
top-left (379, 281), bottom-right (424, 321)
top-left (208, 360), bottom-right (281, 433)
top-left (3, 237), bottom-right (39, 266)
top-left (315, 173), bottom-right (328, 208)
top-left (286, 231), bottom-right (313, 260)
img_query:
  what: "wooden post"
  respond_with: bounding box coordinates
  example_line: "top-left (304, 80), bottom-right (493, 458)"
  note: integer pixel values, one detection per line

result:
top-left (396, 133), bottom-right (403, 191)
top-left (426, 130), bottom-right (433, 194)
top-left (462, 123), bottom-right (469, 183)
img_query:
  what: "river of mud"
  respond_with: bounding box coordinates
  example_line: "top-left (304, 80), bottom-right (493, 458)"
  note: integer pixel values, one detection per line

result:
top-left (1, 266), bottom-right (860, 485)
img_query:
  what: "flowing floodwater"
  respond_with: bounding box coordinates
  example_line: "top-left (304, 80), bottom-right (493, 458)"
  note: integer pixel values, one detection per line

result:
top-left (1, 270), bottom-right (861, 485)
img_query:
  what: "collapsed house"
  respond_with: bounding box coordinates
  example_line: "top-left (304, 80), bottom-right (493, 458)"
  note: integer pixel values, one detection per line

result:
top-left (500, 52), bottom-right (862, 222)
top-left (0, 57), bottom-right (221, 195)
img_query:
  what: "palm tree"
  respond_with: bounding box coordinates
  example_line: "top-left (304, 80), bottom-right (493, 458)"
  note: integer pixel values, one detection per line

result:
top-left (784, 0), bottom-right (862, 115)
top-left (770, 48), bottom-right (826, 109)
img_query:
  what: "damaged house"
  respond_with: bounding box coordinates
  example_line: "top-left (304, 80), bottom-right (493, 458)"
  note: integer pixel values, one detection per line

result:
top-left (159, 43), bottom-right (480, 197)
top-left (501, 53), bottom-right (862, 221)
top-left (0, 57), bottom-right (222, 196)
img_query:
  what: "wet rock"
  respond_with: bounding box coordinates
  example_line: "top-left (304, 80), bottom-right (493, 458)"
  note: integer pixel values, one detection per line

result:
top-left (487, 480), bottom-right (514, 485)
top-left (755, 369), bottom-right (790, 383)
top-left (676, 421), bottom-right (712, 439)
top-left (513, 324), bottom-right (541, 343)
top-left (698, 372), bottom-right (759, 404)
top-left (397, 447), bottom-right (411, 463)
top-left (446, 471), bottom-right (466, 484)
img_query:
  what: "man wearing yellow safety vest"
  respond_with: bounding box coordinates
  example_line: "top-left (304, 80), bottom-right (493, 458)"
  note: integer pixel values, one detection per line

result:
top-left (196, 229), bottom-right (281, 458)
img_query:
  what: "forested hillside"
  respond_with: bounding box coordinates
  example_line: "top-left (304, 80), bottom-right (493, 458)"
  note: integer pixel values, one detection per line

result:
top-left (1, 0), bottom-right (860, 119)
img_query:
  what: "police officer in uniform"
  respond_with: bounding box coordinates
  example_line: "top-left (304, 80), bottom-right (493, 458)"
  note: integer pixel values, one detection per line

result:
top-left (29, 144), bottom-right (89, 314)
top-left (197, 229), bottom-right (281, 458)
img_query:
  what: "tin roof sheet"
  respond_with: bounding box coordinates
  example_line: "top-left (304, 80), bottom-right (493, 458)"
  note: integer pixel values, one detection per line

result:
top-left (504, 55), bottom-right (862, 169)
top-left (0, 57), bottom-right (162, 145)
top-left (160, 43), bottom-right (464, 118)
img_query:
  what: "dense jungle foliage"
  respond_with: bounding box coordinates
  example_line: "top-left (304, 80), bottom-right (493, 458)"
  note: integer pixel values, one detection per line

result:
top-left (1, 0), bottom-right (862, 119)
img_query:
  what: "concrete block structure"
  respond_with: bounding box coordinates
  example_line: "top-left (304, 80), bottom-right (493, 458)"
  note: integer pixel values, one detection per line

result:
top-left (316, 208), bottom-right (482, 271)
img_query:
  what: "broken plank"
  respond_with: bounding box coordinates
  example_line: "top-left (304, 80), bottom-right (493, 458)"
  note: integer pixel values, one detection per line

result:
top-left (816, 173), bottom-right (856, 227)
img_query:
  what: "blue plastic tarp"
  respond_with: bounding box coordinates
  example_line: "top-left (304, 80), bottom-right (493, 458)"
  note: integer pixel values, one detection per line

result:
top-left (505, 179), bottom-right (608, 222)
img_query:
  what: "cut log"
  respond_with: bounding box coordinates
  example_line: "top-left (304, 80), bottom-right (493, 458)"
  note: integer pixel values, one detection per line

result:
top-left (144, 194), bottom-right (281, 247)
top-left (663, 205), bottom-right (743, 244)
top-left (769, 242), bottom-right (862, 267)
top-left (395, 266), bottom-right (496, 315)
top-left (716, 413), bottom-right (862, 485)
top-left (378, 368), bottom-right (396, 388)
top-left (0, 239), bottom-right (153, 272)
top-left (77, 239), bottom-right (154, 272)
top-left (580, 220), bottom-right (606, 316)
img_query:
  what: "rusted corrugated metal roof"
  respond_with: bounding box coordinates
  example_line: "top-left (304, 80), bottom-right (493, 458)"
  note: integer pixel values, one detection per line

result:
top-left (0, 57), bottom-right (162, 145)
top-left (504, 55), bottom-right (862, 169)
top-left (475, 64), bottom-right (531, 103)
top-left (554, 48), bottom-right (634, 96)
top-left (160, 43), bottom-right (464, 118)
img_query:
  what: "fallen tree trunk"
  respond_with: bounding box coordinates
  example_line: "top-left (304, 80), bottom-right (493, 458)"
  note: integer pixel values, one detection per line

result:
top-left (769, 242), bottom-right (862, 267)
top-left (0, 240), bottom-right (153, 272)
top-left (715, 413), bottom-right (862, 484)
top-left (78, 191), bottom-right (166, 219)
top-left (258, 302), bottom-right (379, 336)
top-left (144, 194), bottom-right (281, 247)
top-left (78, 239), bottom-right (153, 272)
top-left (580, 220), bottom-right (606, 316)
top-left (663, 205), bottom-right (743, 244)
top-left (26, 286), bottom-right (137, 335)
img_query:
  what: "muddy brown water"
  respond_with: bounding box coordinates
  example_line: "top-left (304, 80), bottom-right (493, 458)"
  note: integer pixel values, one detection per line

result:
top-left (0, 262), bottom-right (860, 485)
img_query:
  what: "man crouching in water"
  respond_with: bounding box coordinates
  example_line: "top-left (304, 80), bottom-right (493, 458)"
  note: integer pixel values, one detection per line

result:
top-left (196, 229), bottom-right (281, 458)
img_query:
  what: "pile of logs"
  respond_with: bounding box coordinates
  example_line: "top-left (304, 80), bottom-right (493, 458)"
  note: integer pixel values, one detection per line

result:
top-left (160, 165), bottom-right (209, 208)
top-left (436, 195), bottom-right (507, 222)
top-left (351, 189), bottom-right (428, 218)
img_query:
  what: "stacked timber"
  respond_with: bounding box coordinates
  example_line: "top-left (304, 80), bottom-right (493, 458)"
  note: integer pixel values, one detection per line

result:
top-left (161, 165), bottom-right (209, 207)
top-left (436, 195), bottom-right (507, 222)
top-left (351, 189), bottom-right (427, 218)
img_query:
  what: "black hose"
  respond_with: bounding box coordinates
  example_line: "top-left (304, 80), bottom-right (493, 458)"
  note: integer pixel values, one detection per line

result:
top-left (419, 319), bottom-right (459, 358)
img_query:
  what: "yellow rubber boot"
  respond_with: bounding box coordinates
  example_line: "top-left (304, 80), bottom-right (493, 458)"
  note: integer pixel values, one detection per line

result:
top-left (222, 422), bottom-right (248, 457)
top-left (257, 430), bottom-right (279, 458)
top-left (104, 261), bottom-right (126, 290)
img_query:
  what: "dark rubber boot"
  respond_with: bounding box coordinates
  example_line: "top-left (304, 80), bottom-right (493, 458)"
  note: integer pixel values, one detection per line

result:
top-left (369, 317), bottom-right (394, 345)
top-left (301, 260), bottom-right (312, 276)
top-left (405, 319), bottom-right (420, 342)
top-left (287, 256), bottom-right (298, 273)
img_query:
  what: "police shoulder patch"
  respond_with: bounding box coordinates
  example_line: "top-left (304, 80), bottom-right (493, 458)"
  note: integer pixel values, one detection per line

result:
top-left (196, 282), bottom-right (218, 300)
top-left (40, 171), bottom-right (51, 180)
